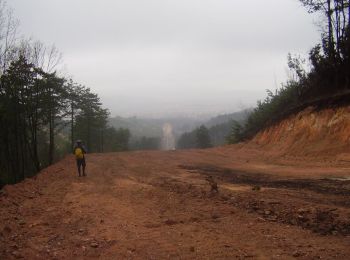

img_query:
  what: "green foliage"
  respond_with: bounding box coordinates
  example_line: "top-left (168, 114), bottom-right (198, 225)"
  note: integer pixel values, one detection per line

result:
top-left (103, 127), bottom-right (130, 152)
top-left (196, 125), bottom-right (212, 149)
top-left (177, 110), bottom-right (250, 149)
top-left (177, 131), bottom-right (196, 149)
top-left (226, 120), bottom-right (244, 144)
top-left (0, 56), bottom-right (45, 183)
top-left (243, 81), bottom-right (301, 139)
top-left (0, 55), bottom-right (130, 185)
top-left (130, 136), bottom-right (161, 150)
top-left (227, 83), bottom-right (302, 142)
top-left (73, 88), bottom-right (109, 153)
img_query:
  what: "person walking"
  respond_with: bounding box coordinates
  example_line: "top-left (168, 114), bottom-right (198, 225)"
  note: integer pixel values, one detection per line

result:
top-left (73, 140), bottom-right (87, 177)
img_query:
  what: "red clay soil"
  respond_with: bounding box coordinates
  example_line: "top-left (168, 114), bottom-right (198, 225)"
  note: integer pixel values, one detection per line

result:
top-left (1, 145), bottom-right (350, 259)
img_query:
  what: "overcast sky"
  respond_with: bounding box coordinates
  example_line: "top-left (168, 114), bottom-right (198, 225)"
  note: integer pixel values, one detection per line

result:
top-left (11, 0), bottom-right (320, 117)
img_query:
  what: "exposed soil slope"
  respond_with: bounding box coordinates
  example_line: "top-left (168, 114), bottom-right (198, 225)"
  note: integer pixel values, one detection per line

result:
top-left (251, 106), bottom-right (350, 157)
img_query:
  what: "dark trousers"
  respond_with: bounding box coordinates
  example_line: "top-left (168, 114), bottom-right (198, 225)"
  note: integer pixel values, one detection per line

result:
top-left (76, 158), bottom-right (86, 176)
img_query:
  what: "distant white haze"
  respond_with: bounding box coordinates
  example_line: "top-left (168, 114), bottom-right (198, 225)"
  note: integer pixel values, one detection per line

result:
top-left (11, 0), bottom-right (319, 117)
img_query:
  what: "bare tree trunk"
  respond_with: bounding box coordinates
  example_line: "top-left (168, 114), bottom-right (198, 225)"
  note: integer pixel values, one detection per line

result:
top-left (335, 0), bottom-right (340, 54)
top-left (327, 0), bottom-right (335, 58)
top-left (71, 101), bottom-right (74, 149)
top-left (100, 128), bottom-right (104, 153)
top-left (49, 112), bottom-right (54, 165)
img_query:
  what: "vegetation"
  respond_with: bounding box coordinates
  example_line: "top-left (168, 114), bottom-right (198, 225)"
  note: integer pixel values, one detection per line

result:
top-left (196, 125), bottom-right (212, 149)
top-left (0, 1), bottom-right (129, 186)
top-left (177, 125), bottom-right (212, 149)
top-left (177, 132), bottom-right (197, 149)
top-left (177, 110), bottom-right (249, 149)
top-left (228, 0), bottom-right (350, 143)
top-left (130, 136), bottom-right (161, 150)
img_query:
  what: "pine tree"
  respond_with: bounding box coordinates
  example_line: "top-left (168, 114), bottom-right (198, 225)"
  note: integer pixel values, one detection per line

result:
top-left (196, 125), bottom-right (212, 149)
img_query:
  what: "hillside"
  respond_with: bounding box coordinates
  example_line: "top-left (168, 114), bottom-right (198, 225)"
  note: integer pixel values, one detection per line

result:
top-left (177, 109), bottom-right (250, 148)
top-left (109, 116), bottom-right (206, 139)
top-left (250, 106), bottom-right (350, 158)
top-left (205, 109), bottom-right (251, 128)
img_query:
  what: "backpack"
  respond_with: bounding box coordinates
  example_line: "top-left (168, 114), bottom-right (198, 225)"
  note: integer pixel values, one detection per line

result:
top-left (75, 147), bottom-right (84, 159)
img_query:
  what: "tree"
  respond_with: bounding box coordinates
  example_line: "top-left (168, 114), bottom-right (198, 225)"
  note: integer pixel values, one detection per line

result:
top-left (0, 56), bottom-right (43, 182)
top-left (17, 39), bottom-right (62, 73)
top-left (131, 136), bottom-right (161, 150)
top-left (103, 127), bottom-right (131, 152)
top-left (299, 0), bottom-right (349, 59)
top-left (177, 131), bottom-right (196, 149)
top-left (73, 87), bottom-right (110, 153)
top-left (226, 120), bottom-right (244, 144)
top-left (196, 125), bottom-right (212, 149)
top-left (0, 0), bottom-right (19, 73)
top-left (40, 72), bottom-right (67, 164)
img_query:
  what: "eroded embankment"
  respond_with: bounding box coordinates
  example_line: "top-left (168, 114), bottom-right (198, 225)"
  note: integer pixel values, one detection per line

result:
top-left (251, 106), bottom-right (350, 157)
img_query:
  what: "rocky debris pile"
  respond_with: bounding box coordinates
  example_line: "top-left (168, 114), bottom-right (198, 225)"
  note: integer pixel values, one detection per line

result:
top-left (242, 198), bottom-right (350, 235)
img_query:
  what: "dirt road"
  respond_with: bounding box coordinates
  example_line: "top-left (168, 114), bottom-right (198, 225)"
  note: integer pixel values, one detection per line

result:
top-left (1, 146), bottom-right (350, 259)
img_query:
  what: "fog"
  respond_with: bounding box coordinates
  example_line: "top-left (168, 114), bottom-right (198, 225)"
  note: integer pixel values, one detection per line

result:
top-left (11, 0), bottom-right (319, 117)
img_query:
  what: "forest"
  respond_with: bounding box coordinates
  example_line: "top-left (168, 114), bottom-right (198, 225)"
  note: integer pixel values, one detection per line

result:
top-left (0, 1), bottom-right (130, 186)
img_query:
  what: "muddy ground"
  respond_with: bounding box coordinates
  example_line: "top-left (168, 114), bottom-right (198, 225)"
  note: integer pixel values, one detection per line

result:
top-left (1, 146), bottom-right (350, 259)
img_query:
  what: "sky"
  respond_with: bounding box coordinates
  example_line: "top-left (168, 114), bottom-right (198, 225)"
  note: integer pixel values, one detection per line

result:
top-left (10, 0), bottom-right (320, 117)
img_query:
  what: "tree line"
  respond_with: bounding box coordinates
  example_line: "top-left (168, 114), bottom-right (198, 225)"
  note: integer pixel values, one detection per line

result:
top-left (228, 0), bottom-right (350, 143)
top-left (177, 125), bottom-right (212, 149)
top-left (0, 1), bottom-right (130, 186)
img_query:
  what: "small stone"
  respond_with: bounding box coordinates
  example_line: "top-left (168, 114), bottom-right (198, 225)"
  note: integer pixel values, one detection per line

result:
top-left (252, 185), bottom-right (261, 191)
top-left (12, 250), bottom-right (24, 259)
top-left (264, 210), bottom-right (271, 215)
top-left (268, 216), bottom-right (278, 221)
top-left (297, 208), bottom-right (308, 213)
top-left (220, 195), bottom-right (229, 201)
top-left (292, 251), bottom-right (302, 257)
top-left (18, 220), bottom-right (26, 226)
top-left (10, 244), bottom-right (18, 249)
top-left (90, 242), bottom-right (99, 248)
top-left (3, 226), bottom-right (11, 233)
top-left (211, 213), bottom-right (220, 219)
top-left (164, 219), bottom-right (178, 225)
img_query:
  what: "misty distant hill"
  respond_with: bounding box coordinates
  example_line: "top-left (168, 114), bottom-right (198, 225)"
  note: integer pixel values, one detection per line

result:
top-left (177, 109), bottom-right (252, 148)
top-left (109, 109), bottom-right (251, 148)
top-left (205, 109), bottom-right (251, 146)
top-left (204, 109), bottom-right (251, 128)
top-left (109, 116), bottom-right (205, 139)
